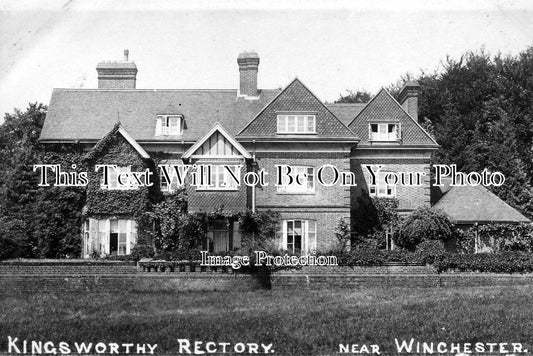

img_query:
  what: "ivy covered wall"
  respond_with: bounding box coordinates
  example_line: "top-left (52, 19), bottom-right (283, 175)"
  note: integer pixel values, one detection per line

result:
top-left (83, 127), bottom-right (161, 219)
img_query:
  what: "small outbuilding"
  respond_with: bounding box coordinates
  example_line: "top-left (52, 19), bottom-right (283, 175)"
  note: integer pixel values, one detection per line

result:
top-left (432, 182), bottom-right (531, 252)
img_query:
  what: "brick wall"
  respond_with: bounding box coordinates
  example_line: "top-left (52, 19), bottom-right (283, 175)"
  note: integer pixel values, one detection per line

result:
top-left (351, 158), bottom-right (431, 212)
top-left (255, 155), bottom-right (351, 208)
top-left (253, 153), bottom-right (351, 251)
top-left (270, 208), bottom-right (349, 251)
top-left (98, 77), bottom-right (136, 89)
top-left (0, 260), bottom-right (137, 275)
top-left (0, 261), bottom-right (259, 293)
top-left (3, 261), bottom-right (533, 294)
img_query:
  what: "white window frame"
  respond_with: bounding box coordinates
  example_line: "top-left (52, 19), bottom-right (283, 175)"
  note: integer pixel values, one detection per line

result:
top-left (94, 219), bottom-right (137, 256)
top-left (156, 115), bottom-right (182, 136)
top-left (369, 123), bottom-right (400, 141)
top-left (280, 220), bottom-right (317, 254)
top-left (277, 115), bottom-right (316, 134)
top-left (196, 165), bottom-right (240, 191)
top-left (368, 169), bottom-right (397, 197)
top-left (277, 166), bottom-right (315, 194)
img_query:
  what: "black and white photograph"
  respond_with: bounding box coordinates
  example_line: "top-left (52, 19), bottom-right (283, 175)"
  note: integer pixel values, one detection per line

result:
top-left (1, 0), bottom-right (533, 355)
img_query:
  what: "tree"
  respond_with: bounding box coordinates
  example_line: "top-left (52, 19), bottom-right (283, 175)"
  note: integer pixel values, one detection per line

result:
top-left (335, 90), bottom-right (372, 104)
top-left (0, 103), bottom-right (85, 259)
top-left (0, 103), bottom-right (47, 258)
top-left (417, 48), bottom-right (533, 219)
top-left (340, 47), bottom-right (533, 220)
top-left (395, 207), bottom-right (455, 250)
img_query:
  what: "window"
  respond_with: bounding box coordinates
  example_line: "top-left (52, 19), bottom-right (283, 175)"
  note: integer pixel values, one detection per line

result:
top-left (277, 166), bottom-right (315, 194)
top-left (160, 170), bottom-right (180, 193)
top-left (282, 220), bottom-right (317, 254)
top-left (205, 220), bottom-right (241, 253)
top-left (100, 166), bottom-right (137, 190)
top-left (369, 123), bottom-right (400, 141)
top-left (277, 115), bottom-right (316, 134)
top-left (156, 115), bottom-right (182, 136)
top-left (93, 219), bottom-right (137, 256)
top-left (197, 165), bottom-right (240, 190)
top-left (368, 169), bottom-right (396, 197)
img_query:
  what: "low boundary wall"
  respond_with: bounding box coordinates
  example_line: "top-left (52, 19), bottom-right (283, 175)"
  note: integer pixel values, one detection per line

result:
top-left (2, 260), bottom-right (533, 293)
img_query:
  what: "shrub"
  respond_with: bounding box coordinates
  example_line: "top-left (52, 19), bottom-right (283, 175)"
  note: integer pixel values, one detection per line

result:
top-left (130, 244), bottom-right (155, 261)
top-left (433, 252), bottom-right (533, 273)
top-left (327, 248), bottom-right (533, 274)
top-left (396, 207), bottom-right (455, 250)
top-left (330, 249), bottom-right (414, 266)
top-left (414, 240), bottom-right (446, 265)
top-left (238, 210), bottom-right (280, 251)
top-left (455, 223), bottom-right (533, 253)
top-left (334, 218), bottom-right (351, 251)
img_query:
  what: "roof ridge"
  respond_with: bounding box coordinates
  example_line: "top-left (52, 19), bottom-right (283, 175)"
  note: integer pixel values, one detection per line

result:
top-left (51, 88), bottom-right (266, 92)
top-left (238, 77), bottom-right (357, 138)
top-left (326, 103), bottom-right (367, 106)
top-left (237, 78), bottom-right (299, 136)
top-left (347, 88), bottom-right (387, 127)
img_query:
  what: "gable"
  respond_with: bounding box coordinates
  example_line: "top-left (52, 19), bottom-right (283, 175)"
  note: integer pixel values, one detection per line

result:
top-left (182, 123), bottom-right (251, 159)
top-left (238, 78), bottom-right (356, 139)
top-left (84, 123), bottom-right (150, 163)
top-left (348, 89), bottom-right (438, 146)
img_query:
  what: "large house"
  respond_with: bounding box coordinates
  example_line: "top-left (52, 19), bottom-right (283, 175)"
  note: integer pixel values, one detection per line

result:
top-left (39, 50), bottom-right (446, 257)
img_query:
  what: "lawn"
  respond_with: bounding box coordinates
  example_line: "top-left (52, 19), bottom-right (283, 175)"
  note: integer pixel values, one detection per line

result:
top-left (1, 286), bottom-right (532, 355)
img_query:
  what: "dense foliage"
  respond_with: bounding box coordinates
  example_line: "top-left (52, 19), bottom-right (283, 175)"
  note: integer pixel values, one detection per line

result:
top-left (335, 90), bottom-right (372, 104)
top-left (330, 248), bottom-right (533, 273)
top-left (0, 104), bottom-right (85, 259)
top-left (144, 196), bottom-right (281, 260)
top-left (457, 223), bottom-right (533, 253)
top-left (351, 196), bottom-right (399, 248)
top-left (415, 49), bottom-right (533, 219)
top-left (433, 252), bottom-right (533, 273)
top-left (395, 207), bottom-right (456, 250)
top-left (340, 47), bottom-right (533, 220)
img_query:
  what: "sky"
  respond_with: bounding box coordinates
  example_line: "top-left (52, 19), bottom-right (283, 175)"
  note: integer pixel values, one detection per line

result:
top-left (1, 0), bottom-right (533, 119)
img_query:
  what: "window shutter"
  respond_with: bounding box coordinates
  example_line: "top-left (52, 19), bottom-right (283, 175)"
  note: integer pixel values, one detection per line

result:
top-left (281, 220), bottom-right (287, 250)
top-left (104, 219), bottom-right (110, 255)
top-left (155, 116), bottom-right (162, 136)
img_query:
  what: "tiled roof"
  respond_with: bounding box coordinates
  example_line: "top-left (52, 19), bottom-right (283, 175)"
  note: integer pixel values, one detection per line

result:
top-left (238, 78), bottom-right (357, 140)
top-left (433, 184), bottom-right (531, 224)
top-left (326, 103), bottom-right (366, 126)
top-left (348, 89), bottom-right (438, 146)
top-left (40, 89), bottom-right (280, 142)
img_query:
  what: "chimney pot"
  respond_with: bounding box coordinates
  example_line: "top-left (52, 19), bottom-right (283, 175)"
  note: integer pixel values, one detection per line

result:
top-left (237, 51), bottom-right (260, 98)
top-left (96, 50), bottom-right (137, 89)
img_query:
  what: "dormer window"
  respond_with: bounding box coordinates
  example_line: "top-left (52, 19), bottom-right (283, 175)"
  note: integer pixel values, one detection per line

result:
top-left (369, 123), bottom-right (400, 141)
top-left (156, 115), bottom-right (182, 136)
top-left (277, 115), bottom-right (316, 134)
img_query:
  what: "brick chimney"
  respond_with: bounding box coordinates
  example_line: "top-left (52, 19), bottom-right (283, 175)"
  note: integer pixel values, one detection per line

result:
top-left (398, 80), bottom-right (420, 121)
top-left (237, 51), bottom-right (260, 98)
top-left (96, 49), bottom-right (138, 89)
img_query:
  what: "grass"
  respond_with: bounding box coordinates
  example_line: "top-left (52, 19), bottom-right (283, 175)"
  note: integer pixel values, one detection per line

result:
top-left (1, 286), bottom-right (532, 355)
